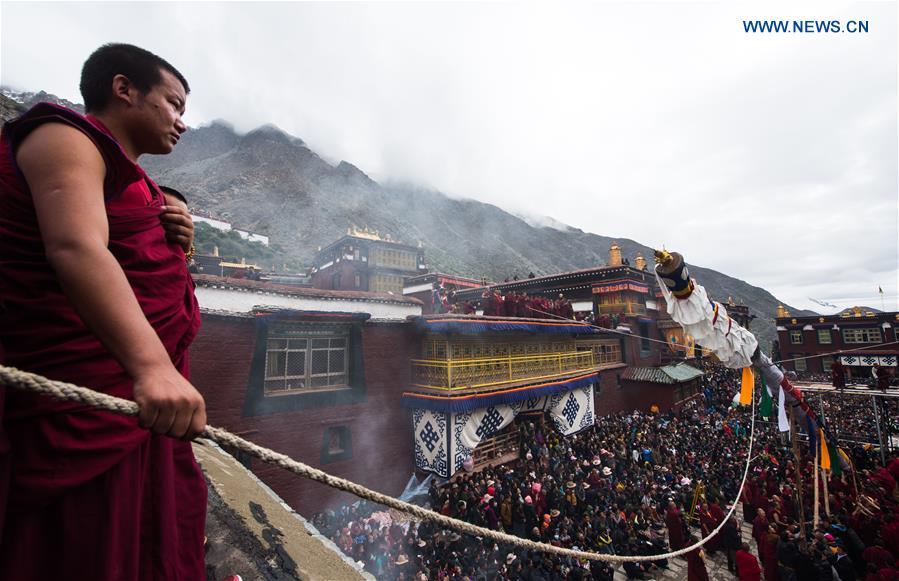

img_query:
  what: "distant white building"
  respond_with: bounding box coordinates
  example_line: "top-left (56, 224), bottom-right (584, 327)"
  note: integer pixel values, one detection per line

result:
top-left (234, 229), bottom-right (270, 246)
top-left (192, 215), bottom-right (270, 247)
top-left (193, 274), bottom-right (421, 321)
top-left (193, 215), bottom-right (233, 232)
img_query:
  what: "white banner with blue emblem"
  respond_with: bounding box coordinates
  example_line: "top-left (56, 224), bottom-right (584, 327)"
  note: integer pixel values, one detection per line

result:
top-left (411, 384), bottom-right (596, 477)
top-left (412, 408), bottom-right (450, 478)
top-left (546, 384), bottom-right (595, 436)
top-left (840, 354), bottom-right (897, 367)
top-left (449, 405), bottom-right (516, 476)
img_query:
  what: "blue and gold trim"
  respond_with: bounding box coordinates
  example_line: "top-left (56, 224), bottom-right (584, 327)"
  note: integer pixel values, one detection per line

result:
top-left (401, 372), bottom-right (598, 413)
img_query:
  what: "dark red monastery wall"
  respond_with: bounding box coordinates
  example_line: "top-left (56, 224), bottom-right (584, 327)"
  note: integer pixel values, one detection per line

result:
top-left (594, 369), bottom-right (680, 415)
top-left (190, 315), bottom-right (417, 516)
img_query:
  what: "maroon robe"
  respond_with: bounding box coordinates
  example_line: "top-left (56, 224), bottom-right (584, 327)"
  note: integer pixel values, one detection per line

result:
top-left (752, 514), bottom-right (769, 547)
top-left (831, 361), bottom-right (846, 388)
top-left (699, 508), bottom-right (720, 552)
top-left (665, 506), bottom-right (686, 550)
top-left (686, 547), bottom-right (710, 581)
top-left (0, 103), bottom-right (206, 580)
top-left (735, 549), bottom-right (762, 581)
top-left (761, 533), bottom-right (779, 581)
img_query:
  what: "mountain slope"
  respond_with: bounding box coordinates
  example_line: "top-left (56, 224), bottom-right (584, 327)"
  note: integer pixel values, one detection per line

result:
top-left (142, 122), bottom-right (813, 349)
top-left (1, 92), bottom-right (814, 348)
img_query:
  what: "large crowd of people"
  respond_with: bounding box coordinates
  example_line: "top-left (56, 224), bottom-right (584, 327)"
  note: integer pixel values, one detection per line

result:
top-left (313, 361), bottom-right (899, 581)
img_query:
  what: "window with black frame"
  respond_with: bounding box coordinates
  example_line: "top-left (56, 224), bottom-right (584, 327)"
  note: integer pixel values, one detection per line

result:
top-left (264, 333), bottom-right (348, 394)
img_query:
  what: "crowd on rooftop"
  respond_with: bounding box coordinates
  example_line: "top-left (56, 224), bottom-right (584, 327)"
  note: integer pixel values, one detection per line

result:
top-left (435, 288), bottom-right (578, 320)
top-left (312, 360), bottom-right (899, 581)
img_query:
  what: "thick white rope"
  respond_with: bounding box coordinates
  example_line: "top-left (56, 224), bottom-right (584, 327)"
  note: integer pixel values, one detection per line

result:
top-left (0, 364), bottom-right (756, 563)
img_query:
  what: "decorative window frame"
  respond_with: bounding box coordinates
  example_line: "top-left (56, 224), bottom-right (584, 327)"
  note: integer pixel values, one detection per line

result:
top-left (263, 335), bottom-right (348, 393)
top-left (243, 312), bottom-right (368, 415)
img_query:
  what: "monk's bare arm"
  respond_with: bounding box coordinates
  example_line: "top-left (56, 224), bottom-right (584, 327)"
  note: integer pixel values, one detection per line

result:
top-left (16, 123), bottom-right (206, 439)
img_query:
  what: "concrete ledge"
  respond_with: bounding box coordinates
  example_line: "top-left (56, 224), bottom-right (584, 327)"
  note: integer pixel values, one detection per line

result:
top-left (195, 439), bottom-right (371, 580)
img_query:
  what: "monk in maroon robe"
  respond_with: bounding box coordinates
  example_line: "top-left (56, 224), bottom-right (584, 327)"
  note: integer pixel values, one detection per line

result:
top-left (735, 543), bottom-right (762, 581)
top-left (831, 360), bottom-right (847, 389)
top-left (698, 502), bottom-right (721, 553)
top-left (685, 538), bottom-right (710, 581)
top-left (665, 501), bottom-right (686, 550)
top-left (752, 508), bottom-right (769, 549)
top-left (760, 526), bottom-right (780, 581)
top-left (0, 44), bottom-right (206, 580)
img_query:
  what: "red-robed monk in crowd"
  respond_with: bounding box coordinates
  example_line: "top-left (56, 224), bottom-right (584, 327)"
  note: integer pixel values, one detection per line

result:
top-left (0, 44), bottom-right (206, 579)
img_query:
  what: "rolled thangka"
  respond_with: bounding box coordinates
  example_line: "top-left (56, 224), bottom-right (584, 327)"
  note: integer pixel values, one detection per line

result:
top-left (654, 248), bottom-right (824, 435)
top-left (653, 250), bottom-right (757, 369)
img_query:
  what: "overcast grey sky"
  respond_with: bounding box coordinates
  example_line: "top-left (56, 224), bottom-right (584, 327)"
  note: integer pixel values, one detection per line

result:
top-left (2, 1), bottom-right (896, 314)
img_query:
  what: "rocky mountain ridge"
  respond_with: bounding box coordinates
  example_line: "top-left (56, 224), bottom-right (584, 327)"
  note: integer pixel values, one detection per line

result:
top-left (1, 90), bottom-right (817, 349)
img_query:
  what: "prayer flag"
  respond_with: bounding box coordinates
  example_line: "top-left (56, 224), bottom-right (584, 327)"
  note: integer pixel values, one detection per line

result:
top-left (837, 448), bottom-right (851, 470)
top-left (740, 367), bottom-right (753, 405)
top-left (828, 440), bottom-right (842, 476)
top-left (819, 429), bottom-right (830, 470)
top-left (807, 417), bottom-right (817, 451)
top-left (759, 376), bottom-right (773, 418)
top-left (777, 385), bottom-right (789, 432)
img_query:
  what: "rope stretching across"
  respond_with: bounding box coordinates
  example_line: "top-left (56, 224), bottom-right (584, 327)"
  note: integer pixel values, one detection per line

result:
top-left (0, 363), bottom-right (757, 564)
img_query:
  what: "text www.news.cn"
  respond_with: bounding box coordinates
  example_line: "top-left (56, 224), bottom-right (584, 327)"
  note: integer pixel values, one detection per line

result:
top-left (743, 20), bottom-right (869, 33)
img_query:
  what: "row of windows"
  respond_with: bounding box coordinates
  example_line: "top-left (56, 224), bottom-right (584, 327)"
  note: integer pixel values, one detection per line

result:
top-left (789, 327), bottom-right (883, 345)
top-left (790, 355), bottom-right (835, 373)
top-left (370, 248), bottom-right (418, 270)
top-left (370, 274), bottom-right (404, 294)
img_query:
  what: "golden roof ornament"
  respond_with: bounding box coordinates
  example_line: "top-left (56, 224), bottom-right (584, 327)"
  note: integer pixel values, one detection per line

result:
top-left (634, 253), bottom-right (647, 271)
top-left (347, 224), bottom-right (383, 241)
top-left (608, 242), bottom-right (622, 267)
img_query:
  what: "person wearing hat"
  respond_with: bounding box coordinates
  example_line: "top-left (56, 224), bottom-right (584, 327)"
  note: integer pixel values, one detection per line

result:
top-left (484, 497), bottom-right (499, 531)
top-left (523, 495), bottom-right (537, 531)
top-left (392, 552), bottom-right (411, 578)
top-left (564, 482), bottom-right (578, 516)
top-left (541, 513), bottom-right (552, 534)
top-left (831, 543), bottom-right (856, 581)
